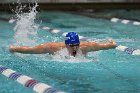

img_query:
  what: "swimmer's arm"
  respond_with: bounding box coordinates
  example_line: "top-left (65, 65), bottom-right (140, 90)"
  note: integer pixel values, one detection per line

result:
top-left (85, 40), bottom-right (117, 52)
top-left (9, 43), bottom-right (54, 54)
top-left (96, 40), bottom-right (117, 50)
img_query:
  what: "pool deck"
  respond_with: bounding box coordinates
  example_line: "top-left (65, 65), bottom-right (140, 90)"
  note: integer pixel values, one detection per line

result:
top-left (0, 3), bottom-right (140, 12)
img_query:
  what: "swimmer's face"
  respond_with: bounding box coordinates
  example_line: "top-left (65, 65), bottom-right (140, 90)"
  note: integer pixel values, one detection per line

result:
top-left (66, 44), bottom-right (80, 56)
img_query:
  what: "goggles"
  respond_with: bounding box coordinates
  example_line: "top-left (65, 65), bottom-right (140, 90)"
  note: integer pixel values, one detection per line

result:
top-left (68, 44), bottom-right (79, 47)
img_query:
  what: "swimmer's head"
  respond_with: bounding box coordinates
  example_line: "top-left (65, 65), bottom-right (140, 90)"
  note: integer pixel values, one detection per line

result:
top-left (65, 32), bottom-right (80, 45)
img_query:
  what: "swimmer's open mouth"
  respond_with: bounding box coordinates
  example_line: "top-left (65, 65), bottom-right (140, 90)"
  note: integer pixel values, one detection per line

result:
top-left (73, 51), bottom-right (77, 56)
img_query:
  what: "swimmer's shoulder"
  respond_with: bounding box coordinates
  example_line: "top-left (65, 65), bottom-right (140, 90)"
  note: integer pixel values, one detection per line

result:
top-left (80, 41), bottom-right (97, 53)
top-left (46, 42), bottom-right (66, 49)
top-left (43, 42), bottom-right (65, 46)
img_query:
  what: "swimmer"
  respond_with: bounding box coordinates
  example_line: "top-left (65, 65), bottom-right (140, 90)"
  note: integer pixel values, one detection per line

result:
top-left (9, 32), bottom-right (117, 57)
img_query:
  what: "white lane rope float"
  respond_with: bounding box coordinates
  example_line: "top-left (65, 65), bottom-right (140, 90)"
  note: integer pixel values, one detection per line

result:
top-left (42, 26), bottom-right (140, 56)
top-left (0, 65), bottom-right (64, 93)
top-left (110, 17), bottom-right (140, 26)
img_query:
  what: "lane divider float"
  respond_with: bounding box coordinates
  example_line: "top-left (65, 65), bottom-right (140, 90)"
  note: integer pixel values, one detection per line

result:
top-left (0, 65), bottom-right (64, 93)
top-left (110, 17), bottom-right (140, 26)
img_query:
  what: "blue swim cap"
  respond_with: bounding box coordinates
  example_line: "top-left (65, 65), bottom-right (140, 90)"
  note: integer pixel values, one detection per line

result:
top-left (65, 32), bottom-right (80, 45)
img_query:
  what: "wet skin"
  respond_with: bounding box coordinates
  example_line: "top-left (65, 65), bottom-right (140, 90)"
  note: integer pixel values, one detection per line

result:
top-left (9, 40), bottom-right (117, 57)
top-left (66, 44), bottom-right (79, 57)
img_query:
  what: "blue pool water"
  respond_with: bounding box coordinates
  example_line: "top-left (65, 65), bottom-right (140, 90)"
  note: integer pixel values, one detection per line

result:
top-left (0, 10), bottom-right (140, 93)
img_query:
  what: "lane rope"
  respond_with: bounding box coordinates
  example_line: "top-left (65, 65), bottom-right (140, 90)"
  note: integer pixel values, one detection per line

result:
top-left (0, 65), bottom-right (64, 93)
top-left (69, 12), bottom-right (140, 26)
top-left (110, 17), bottom-right (140, 26)
top-left (9, 16), bottom-right (140, 26)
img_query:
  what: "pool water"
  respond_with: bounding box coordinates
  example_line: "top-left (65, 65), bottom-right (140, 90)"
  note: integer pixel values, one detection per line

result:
top-left (0, 10), bottom-right (140, 93)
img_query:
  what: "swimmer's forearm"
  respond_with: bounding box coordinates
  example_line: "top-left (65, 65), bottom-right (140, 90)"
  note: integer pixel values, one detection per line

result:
top-left (9, 45), bottom-right (54, 54)
top-left (99, 41), bottom-right (117, 50)
top-left (9, 46), bottom-right (36, 54)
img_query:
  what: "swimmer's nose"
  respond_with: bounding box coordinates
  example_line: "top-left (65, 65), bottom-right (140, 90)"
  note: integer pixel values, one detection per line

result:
top-left (72, 46), bottom-right (78, 50)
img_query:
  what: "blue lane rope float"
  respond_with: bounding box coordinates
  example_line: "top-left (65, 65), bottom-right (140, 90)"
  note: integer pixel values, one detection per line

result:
top-left (42, 26), bottom-right (140, 56)
top-left (116, 45), bottom-right (140, 55)
top-left (0, 65), bottom-right (64, 93)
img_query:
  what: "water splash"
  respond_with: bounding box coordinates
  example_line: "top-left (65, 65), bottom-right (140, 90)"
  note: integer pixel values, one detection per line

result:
top-left (13, 2), bottom-right (39, 46)
top-left (52, 48), bottom-right (94, 63)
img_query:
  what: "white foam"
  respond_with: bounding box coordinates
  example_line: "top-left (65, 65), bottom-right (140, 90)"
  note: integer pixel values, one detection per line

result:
top-left (52, 48), bottom-right (92, 63)
top-left (13, 3), bottom-right (39, 46)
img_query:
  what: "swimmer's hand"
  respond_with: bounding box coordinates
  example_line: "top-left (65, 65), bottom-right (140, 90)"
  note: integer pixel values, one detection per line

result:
top-left (108, 39), bottom-right (117, 48)
top-left (9, 45), bottom-right (16, 53)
